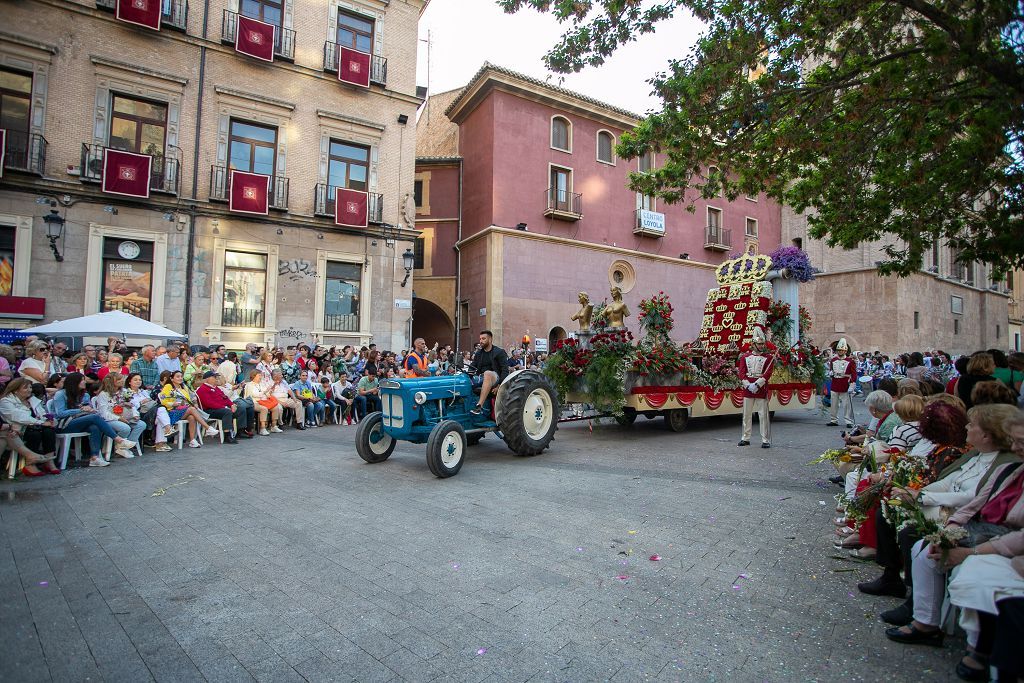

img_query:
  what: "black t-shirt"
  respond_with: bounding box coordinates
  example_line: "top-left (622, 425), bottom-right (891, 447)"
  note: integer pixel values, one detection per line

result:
top-left (471, 345), bottom-right (510, 382)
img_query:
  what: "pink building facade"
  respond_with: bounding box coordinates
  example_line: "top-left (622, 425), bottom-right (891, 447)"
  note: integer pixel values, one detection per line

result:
top-left (414, 64), bottom-right (782, 352)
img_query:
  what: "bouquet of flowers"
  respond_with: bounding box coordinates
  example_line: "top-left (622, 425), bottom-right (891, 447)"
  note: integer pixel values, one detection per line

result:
top-left (637, 292), bottom-right (674, 339)
top-left (923, 525), bottom-right (969, 564)
top-left (808, 448), bottom-right (852, 466)
top-left (844, 480), bottom-right (887, 525)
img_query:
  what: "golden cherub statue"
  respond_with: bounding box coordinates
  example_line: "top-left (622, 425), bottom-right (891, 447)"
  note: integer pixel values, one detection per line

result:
top-left (599, 286), bottom-right (631, 328)
top-left (571, 291), bottom-right (593, 331)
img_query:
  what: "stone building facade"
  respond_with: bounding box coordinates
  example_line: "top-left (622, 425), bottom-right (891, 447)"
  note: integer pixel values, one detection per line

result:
top-left (0, 0), bottom-right (425, 350)
top-left (414, 63), bottom-right (784, 352)
top-left (783, 206), bottom-right (1010, 356)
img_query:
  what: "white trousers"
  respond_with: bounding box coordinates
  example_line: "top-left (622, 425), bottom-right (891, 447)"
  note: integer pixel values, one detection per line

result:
top-left (911, 538), bottom-right (946, 627)
top-left (830, 390), bottom-right (854, 425)
top-left (741, 397), bottom-right (770, 443)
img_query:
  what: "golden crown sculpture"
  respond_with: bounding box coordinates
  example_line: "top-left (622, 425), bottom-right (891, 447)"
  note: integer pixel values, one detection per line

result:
top-left (715, 249), bottom-right (773, 285)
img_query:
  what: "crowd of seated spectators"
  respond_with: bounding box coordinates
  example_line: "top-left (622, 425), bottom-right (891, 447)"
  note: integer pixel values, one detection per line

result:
top-left (821, 349), bottom-right (1024, 681)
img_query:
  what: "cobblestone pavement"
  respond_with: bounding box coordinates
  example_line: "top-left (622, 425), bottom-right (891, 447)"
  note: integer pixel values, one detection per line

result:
top-left (1, 401), bottom-right (962, 682)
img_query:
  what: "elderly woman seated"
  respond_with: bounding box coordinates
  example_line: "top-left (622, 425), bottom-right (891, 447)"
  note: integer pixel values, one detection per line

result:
top-left (878, 404), bottom-right (1020, 634)
top-left (885, 407), bottom-right (1024, 682)
top-left (971, 380), bottom-right (1019, 408)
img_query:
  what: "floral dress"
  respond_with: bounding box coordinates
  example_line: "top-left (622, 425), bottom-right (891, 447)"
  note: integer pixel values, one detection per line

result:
top-left (158, 384), bottom-right (197, 424)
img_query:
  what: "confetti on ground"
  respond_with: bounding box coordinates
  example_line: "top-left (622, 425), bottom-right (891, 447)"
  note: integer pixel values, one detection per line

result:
top-left (451, 563), bottom-right (460, 570)
top-left (818, 501), bottom-right (827, 505)
top-left (628, 530), bottom-right (638, 535)
top-left (731, 585), bottom-right (741, 590)
top-left (38, 581), bottom-right (48, 586)
top-left (575, 547), bottom-right (584, 552)
top-left (777, 496), bottom-right (791, 501)
top-left (615, 575), bottom-right (629, 581)
top-left (476, 648), bottom-right (487, 656)
top-left (151, 474), bottom-right (206, 497)
top-left (738, 573), bottom-right (749, 579)
top-left (649, 555), bottom-right (661, 561)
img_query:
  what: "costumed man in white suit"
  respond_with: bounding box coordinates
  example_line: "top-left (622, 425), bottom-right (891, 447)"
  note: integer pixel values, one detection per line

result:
top-left (828, 338), bottom-right (857, 428)
top-left (738, 327), bottom-right (775, 449)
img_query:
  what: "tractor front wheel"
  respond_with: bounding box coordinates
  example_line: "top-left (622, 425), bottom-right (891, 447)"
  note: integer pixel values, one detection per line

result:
top-left (355, 412), bottom-right (396, 463)
top-left (426, 420), bottom-right (467, 478)
top-left (496, 371), bottom-right (559, 456)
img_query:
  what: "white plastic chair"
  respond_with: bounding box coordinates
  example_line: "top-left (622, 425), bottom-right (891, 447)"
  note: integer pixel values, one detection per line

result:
top-left (176, 418), bottom-right (224, 448)
top-left (56, 432), bottom-right (90, 470)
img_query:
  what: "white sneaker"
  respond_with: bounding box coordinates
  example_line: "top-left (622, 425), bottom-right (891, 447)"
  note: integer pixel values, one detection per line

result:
top-left (188, 439), bottom-right (201, 448)
top-left (205, 426), bottom-right (219, 437)
top-left (115, 449), bottom-right (135, 459)
top-left (259, 428), bottom-right (270, 436)
top-left (270, 426), bottom-right (283, 433)
top-left (88, 457), bottom-right (110, 468)
top-left (115, 438), bottom-right (137, 450)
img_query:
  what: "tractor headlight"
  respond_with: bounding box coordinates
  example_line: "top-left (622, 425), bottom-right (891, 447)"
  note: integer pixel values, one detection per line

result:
top-left (414, 391), bottom-right (427, 405)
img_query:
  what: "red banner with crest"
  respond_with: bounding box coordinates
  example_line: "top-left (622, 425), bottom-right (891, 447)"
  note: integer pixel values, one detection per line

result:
top-left (116, 0), bottom-right (162, 30)
top-left (335, 188), bottom-right (368, 228)
top-left (229, 170), bottom-right (270, 215)
top-left (102, 149), bottom-right (152, 198)
top-left (338, 47), bottom-right (371, 88)
top-left (235, 15), bottom-right (275, 62)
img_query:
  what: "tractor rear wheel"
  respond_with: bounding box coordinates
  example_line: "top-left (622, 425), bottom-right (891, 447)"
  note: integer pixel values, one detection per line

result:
top-left (355, 412), bottom-right (396, 463)
top-left (496, 371), bottom-right (559, 456)
top-left (426, 420), bottom-right (467, 478)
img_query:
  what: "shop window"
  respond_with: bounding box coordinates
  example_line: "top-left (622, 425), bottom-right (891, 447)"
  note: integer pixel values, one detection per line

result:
top-left (222, 250), bottom-right (267, 327)
top-left (101, 238), bottom-right (154, 320)
top-left (324, 261), bottom-right (361, 332)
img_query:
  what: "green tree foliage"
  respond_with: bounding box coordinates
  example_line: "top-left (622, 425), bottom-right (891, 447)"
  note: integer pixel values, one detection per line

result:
top-left (498, 0), bottom-right (1024, 274)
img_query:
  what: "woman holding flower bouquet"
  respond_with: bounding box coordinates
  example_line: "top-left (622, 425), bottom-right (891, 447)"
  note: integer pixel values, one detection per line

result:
top-left (884, 404), bottom-right (1022, 648)
top-left (158, 371), bottom-right (219, 448)
top-left (125, 372), bottom-right (173, 452)
top-left (92, 374), bottom-right (146, 458)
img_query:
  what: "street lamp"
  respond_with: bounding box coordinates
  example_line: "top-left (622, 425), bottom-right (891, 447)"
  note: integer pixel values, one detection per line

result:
top-left (401, 247), bottom-right (415, 287)
top-left (42, 203), bottom-right (65, 262)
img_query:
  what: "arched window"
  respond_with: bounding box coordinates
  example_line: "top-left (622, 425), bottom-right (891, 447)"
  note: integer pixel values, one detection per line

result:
top-left (551, 116), bottom-right (571, 152)
top-left (596, 130), bottom-right (614, 164)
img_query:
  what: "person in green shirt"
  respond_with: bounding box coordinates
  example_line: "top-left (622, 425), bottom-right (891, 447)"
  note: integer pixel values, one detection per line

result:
top-left (183, 351), bottom-right (209, 389)
top-left (356, 365), bottom-right (381, 416)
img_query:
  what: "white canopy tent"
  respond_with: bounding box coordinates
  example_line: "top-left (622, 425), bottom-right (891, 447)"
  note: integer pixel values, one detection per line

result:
top-left (20, 311), bottom-right (186, 339)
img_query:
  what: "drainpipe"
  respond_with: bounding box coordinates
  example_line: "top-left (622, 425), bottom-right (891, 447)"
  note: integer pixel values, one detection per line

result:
top-left (183, 0), bottom-right (211, 342)
top-left (453, 158), bottom-right (464, 355)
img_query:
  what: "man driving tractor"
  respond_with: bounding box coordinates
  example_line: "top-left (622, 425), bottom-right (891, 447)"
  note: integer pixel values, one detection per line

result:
top-left (469, 330), bottom-right (509, 415)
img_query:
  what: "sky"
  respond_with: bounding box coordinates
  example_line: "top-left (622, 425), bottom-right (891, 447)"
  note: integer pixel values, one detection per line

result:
top-left (416, 0), bottom-right (705, 116)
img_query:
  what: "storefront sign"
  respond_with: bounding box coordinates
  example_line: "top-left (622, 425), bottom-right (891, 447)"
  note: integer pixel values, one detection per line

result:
top-left (534, 338), bottom-right (548, 353)
top-left (103, 260), bottom-right (152, 320)
top-left (394, 299), bottom-right (411, 309)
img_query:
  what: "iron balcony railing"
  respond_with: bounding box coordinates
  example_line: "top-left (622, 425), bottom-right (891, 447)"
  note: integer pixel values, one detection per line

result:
top-left (221, 307), bottom-right (265, 328)
top-left (2, 130), bottom-right (46, 175)
top-left (210, 165), bottom-right (289, 211)
top-left (543, 187), bottom-right (582, 219)
top-left (322, 41), bottom-right (388, 86)
top-left (80, 143), bottom-right (180, 195)
top-left (704, 225), bottom-right (732, 251)
top-left (324, 312), bottom-right (360, 333)
top-left (313, 184), bottom-right (384, 224)
top-left (222, 10), bottom-right (295, 60)
top-left (95, 0), bottom-right (188, 30)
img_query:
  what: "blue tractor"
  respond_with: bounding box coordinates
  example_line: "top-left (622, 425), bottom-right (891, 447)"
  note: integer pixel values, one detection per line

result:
top-left (354, 368), bottom-right (559, 477)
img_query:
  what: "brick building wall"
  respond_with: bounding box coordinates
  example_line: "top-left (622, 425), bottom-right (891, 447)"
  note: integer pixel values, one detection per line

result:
top-left (0, 0), bottom-right (425, 351)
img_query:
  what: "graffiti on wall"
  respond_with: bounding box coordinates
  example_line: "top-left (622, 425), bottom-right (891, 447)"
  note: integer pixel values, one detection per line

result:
top-left (279, 259), bottom-right (317, 281)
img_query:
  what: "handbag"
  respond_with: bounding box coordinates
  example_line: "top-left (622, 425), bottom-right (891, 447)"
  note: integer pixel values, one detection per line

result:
top-left (258, 395), bottom-right (280, 411)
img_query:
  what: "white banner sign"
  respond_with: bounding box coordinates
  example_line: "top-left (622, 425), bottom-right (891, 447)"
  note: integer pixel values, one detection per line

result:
top-left (638, 210), bottom-right (666, 234)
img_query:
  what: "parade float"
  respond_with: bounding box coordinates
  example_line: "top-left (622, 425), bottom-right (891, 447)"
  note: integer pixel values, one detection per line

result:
top-left (547, 247), bottom-right (825, 431)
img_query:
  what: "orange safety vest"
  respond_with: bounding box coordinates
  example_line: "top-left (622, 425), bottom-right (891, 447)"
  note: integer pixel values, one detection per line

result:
top-left (402, 351), bottom-right (427, 377)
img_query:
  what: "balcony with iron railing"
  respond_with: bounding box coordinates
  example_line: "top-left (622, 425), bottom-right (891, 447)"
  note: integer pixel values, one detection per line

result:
top-left (324, 312), bottom-right (360, 333)
top-left (704, 225), bottom-right (732, 251)
top-left (221, 307), bottom-right (265, 328)
top-left (80, 143), bottom-right (180, 195)
top-left (322, 42), bottom-right (388, 86)
top-left (543, 187), bottom-right (582, 221)
top-left (313, 184), bottom-right (384, 224)
top-left (95, 0), bottom-right (189, 30)
top-left (210, 165), bottom-right (289, 210)
top-left (222, 10), bottom-right (294, 60)
top-left (2, 131), bottom-right (46, 176)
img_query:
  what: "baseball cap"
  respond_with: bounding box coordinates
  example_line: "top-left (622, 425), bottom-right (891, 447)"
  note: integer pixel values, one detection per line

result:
top-left (202, 370), bottom-right (218, 378)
